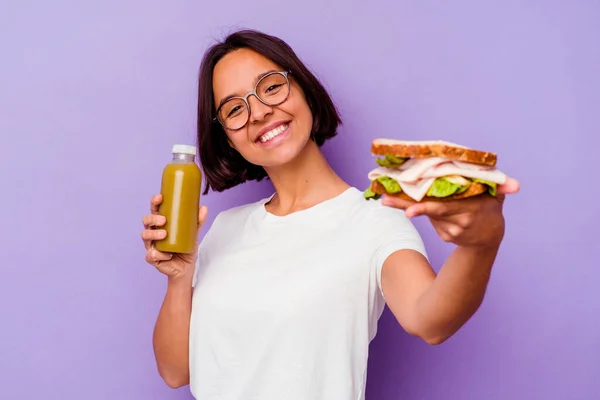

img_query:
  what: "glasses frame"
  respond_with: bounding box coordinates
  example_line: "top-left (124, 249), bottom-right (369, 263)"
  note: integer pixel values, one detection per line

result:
top-left (213, 70), bottom-right (292, 131)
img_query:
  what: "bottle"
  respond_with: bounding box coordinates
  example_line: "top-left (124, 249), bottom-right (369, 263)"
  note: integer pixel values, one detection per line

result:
top-left (154, 144), bottom-right (202, 254)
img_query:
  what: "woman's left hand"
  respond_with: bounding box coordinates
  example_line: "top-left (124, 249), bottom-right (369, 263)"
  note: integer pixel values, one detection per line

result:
top-left (382, 177), bottom-right (520, 248)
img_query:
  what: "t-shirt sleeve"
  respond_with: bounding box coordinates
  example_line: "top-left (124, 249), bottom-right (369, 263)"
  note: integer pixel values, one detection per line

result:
top-left (370, 202), bottom-right (429, 293)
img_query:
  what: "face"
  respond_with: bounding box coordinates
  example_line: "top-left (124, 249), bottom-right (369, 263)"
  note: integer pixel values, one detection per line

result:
top-left (212, 48), bottom-right (314, 168)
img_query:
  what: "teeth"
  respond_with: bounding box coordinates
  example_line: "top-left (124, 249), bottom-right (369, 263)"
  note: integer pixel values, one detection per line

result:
top-left (259, 124), bottom-right (288, 143)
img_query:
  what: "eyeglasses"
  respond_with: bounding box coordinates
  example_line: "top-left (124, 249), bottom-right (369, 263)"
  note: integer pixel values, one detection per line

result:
top-left (214, 71), bottom-right (292, 131)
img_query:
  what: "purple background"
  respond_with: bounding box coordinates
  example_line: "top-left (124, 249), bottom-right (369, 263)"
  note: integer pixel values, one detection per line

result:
top-left (1, 1), bottom-right (598, 399)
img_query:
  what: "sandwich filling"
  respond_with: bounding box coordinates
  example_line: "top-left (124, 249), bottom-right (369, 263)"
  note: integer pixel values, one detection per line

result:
top-left (365, 155), bottom-right (507, 201)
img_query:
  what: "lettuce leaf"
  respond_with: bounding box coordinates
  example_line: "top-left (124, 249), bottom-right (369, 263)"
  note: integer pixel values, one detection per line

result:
top-left (472, 178), bottom-right (497, 196)
top-left (429, 177), bottom-right (497, 197)
top-left (427, 177), bottom-right (470, 198)
top-left (364, 176), bottom-right (402, 200)
top-left (376, 154), bottom-right (408, 168)
top-left (363, 187), bottom-right (381, 200)
top-left (375, 176), bottom-right (401, 194)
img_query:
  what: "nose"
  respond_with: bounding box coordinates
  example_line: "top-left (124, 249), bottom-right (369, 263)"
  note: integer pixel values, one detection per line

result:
top-left (248, 95), bottom-right (273, 123)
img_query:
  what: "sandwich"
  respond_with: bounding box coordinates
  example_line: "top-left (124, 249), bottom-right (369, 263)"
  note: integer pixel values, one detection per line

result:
top-left (364, 139), bottom-right (508, 202)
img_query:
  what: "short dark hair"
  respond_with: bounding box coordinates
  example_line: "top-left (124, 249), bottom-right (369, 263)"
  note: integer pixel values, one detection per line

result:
top-left (196, 29), bottom-right (342, 195)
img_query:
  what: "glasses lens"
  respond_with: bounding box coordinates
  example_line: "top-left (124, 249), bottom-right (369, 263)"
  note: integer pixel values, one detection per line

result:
top-left (219, 98), bottom-right (248, 130)
top-left (257, 73), bottom-right (289, 105)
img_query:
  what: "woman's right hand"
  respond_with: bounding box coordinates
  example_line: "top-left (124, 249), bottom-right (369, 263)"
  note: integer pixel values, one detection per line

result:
top-left (141, 194), bottom-right (208, 281)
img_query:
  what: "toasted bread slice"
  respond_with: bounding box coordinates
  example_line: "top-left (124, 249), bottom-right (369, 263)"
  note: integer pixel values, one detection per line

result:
top-left (370, 180), bottom-right (489, 202)
top-left (371, 139), bottom-right (497, 167)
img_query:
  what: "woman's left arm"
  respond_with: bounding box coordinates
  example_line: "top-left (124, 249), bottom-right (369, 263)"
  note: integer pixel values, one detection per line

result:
top-left (379, 177), bottom-right (520, 345)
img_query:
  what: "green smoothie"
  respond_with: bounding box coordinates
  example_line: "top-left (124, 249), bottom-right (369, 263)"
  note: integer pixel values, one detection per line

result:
top-left (155, 144), bottom-right (202, 254)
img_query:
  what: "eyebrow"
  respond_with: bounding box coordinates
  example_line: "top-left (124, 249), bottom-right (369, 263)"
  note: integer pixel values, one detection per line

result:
top-left (216, 69), bottom-right (277, 109)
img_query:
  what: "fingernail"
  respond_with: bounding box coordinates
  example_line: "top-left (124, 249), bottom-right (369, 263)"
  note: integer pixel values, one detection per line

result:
top-left (382, 198), bottom-right (391, 206)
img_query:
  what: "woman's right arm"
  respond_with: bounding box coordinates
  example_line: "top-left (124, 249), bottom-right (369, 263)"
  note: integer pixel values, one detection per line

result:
top-left (141, 194), bottom-right (208, 388)
top-left (152, 274), bottom-right (194, 388)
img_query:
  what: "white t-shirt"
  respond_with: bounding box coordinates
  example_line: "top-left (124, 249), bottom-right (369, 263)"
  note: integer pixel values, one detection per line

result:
top-left (189, 187), bottom-right (428, 400)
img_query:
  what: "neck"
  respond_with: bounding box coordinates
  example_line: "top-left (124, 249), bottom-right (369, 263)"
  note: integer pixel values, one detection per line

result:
top-left (263, 140), bottom-right (350, 215)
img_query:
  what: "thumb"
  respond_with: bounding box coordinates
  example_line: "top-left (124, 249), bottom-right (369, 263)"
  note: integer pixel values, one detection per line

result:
top-left (497, 177), bottom-right (520, 195)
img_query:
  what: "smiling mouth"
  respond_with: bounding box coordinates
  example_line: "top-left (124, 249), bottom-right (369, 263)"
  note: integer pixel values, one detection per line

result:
top-left (257, 123), bottom-right (289, 143)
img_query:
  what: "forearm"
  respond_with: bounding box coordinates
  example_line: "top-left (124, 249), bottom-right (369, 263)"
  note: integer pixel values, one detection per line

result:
top-left (153, 276), bottom-right (193, 387)
top-left (414, 244), bottom-right (500, 344)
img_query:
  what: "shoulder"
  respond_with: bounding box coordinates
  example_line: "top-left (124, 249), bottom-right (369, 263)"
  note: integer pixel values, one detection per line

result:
top-left (362, 196), bottom-right (407, 220)
top-left (347, 189), bottom-right (428, 257)
top-left (213, 198), bottom-right (263, 224)
top-left (200, 195), bottom-right (269, 238)
top-left (196, 196), bottom-right (267, 264)
top-left (348, 189), bottom-right (416, 231)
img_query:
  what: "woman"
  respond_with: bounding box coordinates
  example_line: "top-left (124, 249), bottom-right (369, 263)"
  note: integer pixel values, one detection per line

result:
top-left (141, 29), bottom-right (519, 399)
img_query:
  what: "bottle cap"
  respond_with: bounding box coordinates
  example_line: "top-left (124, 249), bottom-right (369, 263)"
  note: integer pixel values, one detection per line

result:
top-left (172, 144), bottom-right (197, 155)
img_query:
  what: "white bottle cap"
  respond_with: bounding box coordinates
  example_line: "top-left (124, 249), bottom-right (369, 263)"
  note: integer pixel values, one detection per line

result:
top-left (172, 144), bottom-right (197, 155)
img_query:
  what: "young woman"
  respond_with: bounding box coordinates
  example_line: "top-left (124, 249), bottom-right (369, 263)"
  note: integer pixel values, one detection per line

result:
top-left (141, 29), bottom-right (519, 399)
